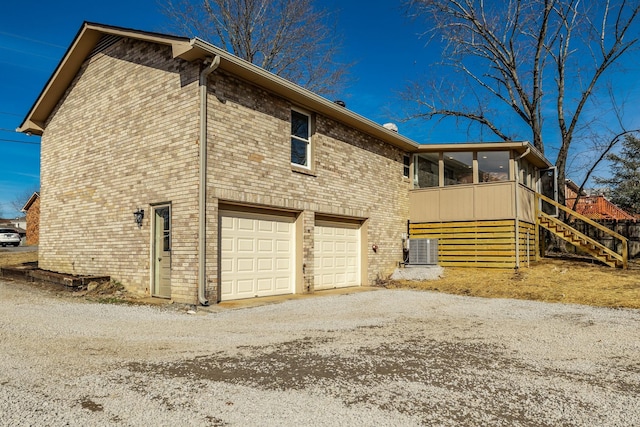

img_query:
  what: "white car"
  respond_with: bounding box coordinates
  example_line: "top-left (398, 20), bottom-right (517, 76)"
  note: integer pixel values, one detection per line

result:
top-left (0, 228), bottom-right (21, 247)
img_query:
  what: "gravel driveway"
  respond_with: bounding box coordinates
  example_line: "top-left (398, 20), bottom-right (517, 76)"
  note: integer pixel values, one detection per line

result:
top-left (1, 279), bottom-right (638, 426)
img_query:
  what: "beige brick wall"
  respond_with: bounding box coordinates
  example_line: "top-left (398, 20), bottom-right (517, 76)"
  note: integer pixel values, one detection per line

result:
top-left (206, 70), bottom-right (410, 298)
top-left (40, 38), bottom-right (410, 304)
top-left (40, 38), bottom-right (201, 302)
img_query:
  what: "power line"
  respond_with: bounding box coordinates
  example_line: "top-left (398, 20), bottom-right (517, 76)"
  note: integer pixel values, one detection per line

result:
top-left (0, 30), bottom-right (66, 49)
top-left (0, 111), bottom-right (21, 117)
top-left (0, 45), bottom-right (59, 60)
top-left (0, 138), bottom-right (40, 145)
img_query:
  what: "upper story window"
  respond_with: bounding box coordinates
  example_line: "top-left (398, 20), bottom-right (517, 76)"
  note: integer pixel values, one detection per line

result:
top-left (403, 155), bottom-right (410, 178)
top-left (291, 109), bottom-right (311, 168)
top-left (414, 153), bottom-right (439, 188)
top-left (478, 151), bottom-right (510, 182)
top-left (444, 152), bottom-right (473, 186)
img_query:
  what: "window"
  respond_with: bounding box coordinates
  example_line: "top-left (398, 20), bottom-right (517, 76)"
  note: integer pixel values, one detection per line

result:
top-left (444, 152), bottom-right (473, 185)
top-left (291, 109), bottom-right (311, 168)
top-left (414, 153), bottom-right (439, 188)
top-left (478, 151), bottom-right (510, 182)
top-left (403, 154), bottom-right (410, 178)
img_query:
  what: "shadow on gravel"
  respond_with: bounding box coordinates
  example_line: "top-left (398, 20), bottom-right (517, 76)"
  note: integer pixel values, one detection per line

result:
top-left (126, 325), bottom-right (613, 425)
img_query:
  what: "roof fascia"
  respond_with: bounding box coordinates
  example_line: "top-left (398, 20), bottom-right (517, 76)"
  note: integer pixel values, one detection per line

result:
top-left (21, 192), bottom-right (40, 212)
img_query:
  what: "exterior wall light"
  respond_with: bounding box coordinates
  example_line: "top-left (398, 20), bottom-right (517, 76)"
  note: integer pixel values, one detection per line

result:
top-left (133, 209), bottom-right (144, 227)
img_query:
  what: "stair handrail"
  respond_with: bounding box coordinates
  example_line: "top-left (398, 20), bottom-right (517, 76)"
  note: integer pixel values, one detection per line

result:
top-left (539, 213), bottom-right (623, 266)
top-left (535, 192), bottom-right (628, 269)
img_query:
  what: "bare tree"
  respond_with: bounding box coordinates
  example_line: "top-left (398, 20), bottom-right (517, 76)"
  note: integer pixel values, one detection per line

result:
top-left (7, 187), bottom-right (38, 216)
top-left (160, 0), bottom-right (350, 96)
top-left (404, 0), bottom-right (640, 204)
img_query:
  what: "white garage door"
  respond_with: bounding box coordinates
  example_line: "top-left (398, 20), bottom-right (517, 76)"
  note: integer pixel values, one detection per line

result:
top-left (314, 220), bottom-right (360, 290)
top-left (220, 211), bottom-right (295, 301)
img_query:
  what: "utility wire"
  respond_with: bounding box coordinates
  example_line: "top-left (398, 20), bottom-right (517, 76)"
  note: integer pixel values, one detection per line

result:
top-left (0, 111), bottom-right (21, 117)
top-left (0, 30), bottom-right (66, 49)
top-left (0, 45), bottom-right (58, 60)
top-left (0, 138), bottom-right (40, 145)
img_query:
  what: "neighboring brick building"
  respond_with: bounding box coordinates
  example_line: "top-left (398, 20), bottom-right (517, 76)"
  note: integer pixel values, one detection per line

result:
top-left (565, 180), bottom-right (637, 221)
top-left (18, 23), bottom-right (416, 304)
top-left (21, 192), bottom-right (40, 245)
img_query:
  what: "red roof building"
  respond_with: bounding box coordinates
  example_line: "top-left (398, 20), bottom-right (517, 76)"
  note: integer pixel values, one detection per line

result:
top-left (565, 181), bottom-right (637, 221)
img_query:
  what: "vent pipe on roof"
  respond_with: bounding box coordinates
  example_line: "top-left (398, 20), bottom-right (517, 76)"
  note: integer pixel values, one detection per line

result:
top-left (198, 55), bottom-right (220, 306)
top-left (383, 123), bottom-right (398, 132)
top-left (334, 100), bottom-right (346, 107)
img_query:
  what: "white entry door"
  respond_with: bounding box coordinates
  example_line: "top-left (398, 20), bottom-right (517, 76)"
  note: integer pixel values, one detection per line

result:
top-left (152, 205), bottom-right (171, 298)
top-left (314, 220), bottom-right (360, 290)
top-left (220, 211), bottom-right (295, 301)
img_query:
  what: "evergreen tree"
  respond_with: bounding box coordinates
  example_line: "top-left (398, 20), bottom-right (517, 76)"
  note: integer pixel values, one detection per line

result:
top-left (595, 135), bottom-right (640, 215)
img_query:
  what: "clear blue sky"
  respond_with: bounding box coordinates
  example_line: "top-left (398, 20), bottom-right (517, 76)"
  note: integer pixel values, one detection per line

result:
top-left (1, 1), bottom-right (639, 217)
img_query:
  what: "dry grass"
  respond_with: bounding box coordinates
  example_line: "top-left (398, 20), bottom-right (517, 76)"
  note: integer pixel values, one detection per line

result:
top-left (0, 250), bottom-right (38, 267)
top-left (388, 257), bottom-right (640, 309)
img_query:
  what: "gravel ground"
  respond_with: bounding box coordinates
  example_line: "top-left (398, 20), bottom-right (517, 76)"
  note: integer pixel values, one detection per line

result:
top-left (1, 279), bottom-right (639, 426)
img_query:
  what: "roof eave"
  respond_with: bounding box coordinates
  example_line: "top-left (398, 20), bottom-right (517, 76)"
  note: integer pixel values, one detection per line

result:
top-left (21, 192), bottom-right (40, 212)
top-left (182, 38), bottom-right (420, 151)
top-left (19, 23), bottom-right (420, 152)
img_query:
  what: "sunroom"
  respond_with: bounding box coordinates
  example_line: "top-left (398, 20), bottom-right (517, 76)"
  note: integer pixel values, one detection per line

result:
top-left (408, 142), bottom-right (554, 268)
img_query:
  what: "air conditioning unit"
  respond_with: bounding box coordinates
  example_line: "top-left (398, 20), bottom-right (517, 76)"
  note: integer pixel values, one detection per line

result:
top-left (408, 238), bottom-right (438, 265)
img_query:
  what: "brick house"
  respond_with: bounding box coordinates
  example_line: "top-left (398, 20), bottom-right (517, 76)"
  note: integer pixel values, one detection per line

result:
top-left (19, 22), bottom-right (566, 304)
top-left (21, 192), bottom-right (40, 245)
top-left (18, 22), bottom-right (422, 304)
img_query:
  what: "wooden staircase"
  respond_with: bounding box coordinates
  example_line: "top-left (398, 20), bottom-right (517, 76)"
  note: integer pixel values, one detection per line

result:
top-left (536, 193), bottom-right (628, 269)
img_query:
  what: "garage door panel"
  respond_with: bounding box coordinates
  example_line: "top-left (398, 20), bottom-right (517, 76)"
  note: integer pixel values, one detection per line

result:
top-left (221, 237), bottom-right (234, 252)
top-left (220, 279), bottom-right (232, 295)
top-left (256, 278), bottom-right (273, 292)
top-left (221, 258), bottom-right (233, 272)
top-left (257, 258), bottom-right (273, 272)
top-left (320, 274), bottom-right (333, 286)
top-left (221, 216), bottom-right (234, 229)
top-left (276, 258), bottom-right (290, 270)
top-left (275, 277), bottom-right (291, 291)
top-left (257, 220), bottom-right (273, 232)
top-left (322, 258), bottom-right (334, 268)
top-left (237, 218), bottom-right (256, 231)
top-left (237, 258), bottom-right (254, 272)
top-left (237, 238), bottom-right (255, 251)
top-left (276, 240), bottom-right (291, 253)
top-left (221, 211), bottom-right (295, 301)
top-left (276, 222), bottom-right (290, 233)
top-left (236, 279), bottom-right (254, 293)
top-left (322, 241), bottom-right (334, 252)
top-left (314, 221), bottom-right (361, 291)
top-left (257, 239), bottom-right (273, 252)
